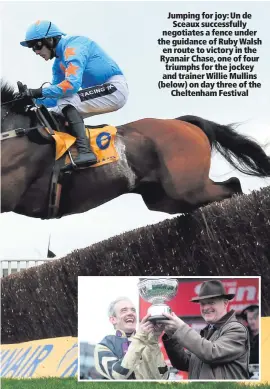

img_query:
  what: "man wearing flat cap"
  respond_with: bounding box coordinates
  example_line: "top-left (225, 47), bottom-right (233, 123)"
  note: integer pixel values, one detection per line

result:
top-left (161, 280), bottom-right (250, 380)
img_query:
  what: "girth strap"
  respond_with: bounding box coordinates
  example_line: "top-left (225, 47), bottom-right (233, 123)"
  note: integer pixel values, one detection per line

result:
top-left (48, 157), bottom-right (67, 219)
top-left (37, 105), bottom-right (59, 133)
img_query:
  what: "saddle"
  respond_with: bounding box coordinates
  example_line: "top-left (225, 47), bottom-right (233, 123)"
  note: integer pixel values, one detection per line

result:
top-left (34, 105), bottom-right (119, 219)
top-left (36, 105), bottom-right (118, 166)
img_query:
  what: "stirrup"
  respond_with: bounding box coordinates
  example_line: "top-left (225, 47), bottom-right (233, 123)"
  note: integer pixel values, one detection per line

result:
top-left (73, 152), bottom-right (97, 166)
top-left (61, 151), bottom-right (78, 172)
top-left (61, 151), bottom-right (97, 172)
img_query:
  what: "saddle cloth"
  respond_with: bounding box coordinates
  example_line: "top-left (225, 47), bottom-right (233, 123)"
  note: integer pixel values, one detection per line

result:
top-left (53, 125), bottom-right (119, 168)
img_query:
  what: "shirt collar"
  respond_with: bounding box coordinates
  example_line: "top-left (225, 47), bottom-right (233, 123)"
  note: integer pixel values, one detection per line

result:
top-left (113, 329), bottom-right (136, 338)
top-left (55, 37), bottom-right (64, 58)
top-left (214, 309), bottom-right (235, 329)
top-left (201, 310), bottom-right (235, 335)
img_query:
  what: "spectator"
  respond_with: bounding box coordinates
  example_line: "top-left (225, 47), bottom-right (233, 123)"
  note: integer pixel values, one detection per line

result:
top-left (240, 305), bottom-right (259, 364)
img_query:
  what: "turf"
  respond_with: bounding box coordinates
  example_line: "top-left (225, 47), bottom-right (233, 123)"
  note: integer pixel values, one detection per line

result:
top-left (1, 378), bottom-right (270, 389)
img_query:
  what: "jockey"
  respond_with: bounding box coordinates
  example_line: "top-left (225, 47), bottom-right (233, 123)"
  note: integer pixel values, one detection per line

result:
top-left (20, 20), bottom-right (129, 167)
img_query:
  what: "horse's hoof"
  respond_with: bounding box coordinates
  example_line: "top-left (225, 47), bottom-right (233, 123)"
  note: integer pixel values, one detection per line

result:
top-left (227, 177), bottom-right (243, 194)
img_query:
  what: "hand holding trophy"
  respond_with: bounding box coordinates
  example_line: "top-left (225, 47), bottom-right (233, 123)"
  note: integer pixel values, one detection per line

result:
top-left (138, 278), bottom-right (179, 323)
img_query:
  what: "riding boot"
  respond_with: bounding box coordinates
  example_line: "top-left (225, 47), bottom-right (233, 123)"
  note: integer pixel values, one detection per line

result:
top-left (62, 105), bottom-right (97, 167)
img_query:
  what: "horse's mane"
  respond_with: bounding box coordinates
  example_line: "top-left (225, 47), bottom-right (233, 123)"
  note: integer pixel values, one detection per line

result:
top-left (1, 79), bottom-right (32, 120)
top-left (1, 80), bottom-right (17, 104)
top-left (1, 80), bottom-right (37, 134)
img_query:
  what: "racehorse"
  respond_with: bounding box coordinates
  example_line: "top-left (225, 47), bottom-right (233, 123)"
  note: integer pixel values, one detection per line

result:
top-left (1, 81), bottom-right (270, 219)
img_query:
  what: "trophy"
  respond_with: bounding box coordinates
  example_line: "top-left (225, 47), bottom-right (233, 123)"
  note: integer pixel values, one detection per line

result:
top-left (138, 278), bottom-right (179, 322)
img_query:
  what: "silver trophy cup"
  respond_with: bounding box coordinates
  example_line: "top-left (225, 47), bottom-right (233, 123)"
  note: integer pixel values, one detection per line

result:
top-left (138, 278), bottom-right (179, 321)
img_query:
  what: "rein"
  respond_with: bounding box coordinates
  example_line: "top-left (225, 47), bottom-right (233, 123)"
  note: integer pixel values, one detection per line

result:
top-left (1, 81), bottom-right (53, 140)
top-left (1, 126), bottom-right (40, 140)
top-left (1, 96), bottom-right (26, 106)
top-left (1, 100), bottom-right (65, 219)
top-left (1, 101), bottom-right (39, 141)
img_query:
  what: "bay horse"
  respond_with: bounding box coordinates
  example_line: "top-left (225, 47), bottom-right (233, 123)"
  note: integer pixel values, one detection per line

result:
top-left (1, 82), bottom-right (270, 219)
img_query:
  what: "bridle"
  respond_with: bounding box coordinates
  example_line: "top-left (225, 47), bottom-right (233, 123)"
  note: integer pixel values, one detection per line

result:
top-left (1, 81), bottom-right (53, 140)
top-left (1, 97), bottom-right (21, 121)
top-left (1, 99), bottom-right (40, 140)
top-left (1, 108), bottom-right (10, 122)
top-left (1, 96), bottom-right (66, 219)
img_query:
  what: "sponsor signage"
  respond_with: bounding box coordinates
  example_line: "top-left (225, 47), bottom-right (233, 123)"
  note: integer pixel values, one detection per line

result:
top-left (1, 337), bottom-right (77, 378)
top-left (140, 278), bottom-right (259, 318)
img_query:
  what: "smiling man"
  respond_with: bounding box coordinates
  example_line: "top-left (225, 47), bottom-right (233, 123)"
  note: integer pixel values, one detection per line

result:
top-left (94, 297), bottom-right (169, 380)
top-left (161, 280), bottom-right (250, 380)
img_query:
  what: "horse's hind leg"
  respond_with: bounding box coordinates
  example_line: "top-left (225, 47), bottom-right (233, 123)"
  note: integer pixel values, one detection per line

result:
top-left (195, 177), bottom-right (243, 207)
top-left (134, 181), bottom-right (196, 214)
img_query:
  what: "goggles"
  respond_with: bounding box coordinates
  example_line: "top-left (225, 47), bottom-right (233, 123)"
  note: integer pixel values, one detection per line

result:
top-left (26, 39), bottom-right (45, 52)
top-left (26, 23), bottom-right (52, 52)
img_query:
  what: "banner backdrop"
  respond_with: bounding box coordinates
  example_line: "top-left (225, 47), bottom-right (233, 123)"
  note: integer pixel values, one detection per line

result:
top-left (140, 278), bottom-right (260, 317)
top-left (1, 337), bottom-right (77, 378)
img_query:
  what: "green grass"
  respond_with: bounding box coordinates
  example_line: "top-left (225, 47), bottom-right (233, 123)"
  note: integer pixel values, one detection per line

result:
top-left (1, 379), bottom-right (270, 389)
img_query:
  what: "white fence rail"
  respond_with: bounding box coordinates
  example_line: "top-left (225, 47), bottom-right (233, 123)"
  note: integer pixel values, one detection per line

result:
top-left (0, 259), bottom-right (52, 278)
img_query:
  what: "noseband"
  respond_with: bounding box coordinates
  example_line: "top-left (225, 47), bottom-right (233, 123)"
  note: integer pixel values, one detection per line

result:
top-left (1, 98), bottom-right (19, 122)
top-left (0, 101), bottom-right (39, 140)
top-left (1, 107), bottom-right (10, 122)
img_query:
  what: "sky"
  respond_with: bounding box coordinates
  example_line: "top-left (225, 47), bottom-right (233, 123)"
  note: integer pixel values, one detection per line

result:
top-left (78, 276), bottom-right (140, 343)
top-left (1, 1), bottom-right (270, 260)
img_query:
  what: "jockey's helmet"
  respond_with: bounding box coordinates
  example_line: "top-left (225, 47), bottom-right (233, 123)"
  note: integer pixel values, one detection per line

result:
top-left (20, 20), bottom-right (65, 47)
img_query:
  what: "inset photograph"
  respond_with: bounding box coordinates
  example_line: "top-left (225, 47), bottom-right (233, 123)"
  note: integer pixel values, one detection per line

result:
top-left (78, 276), bottom-right (260, 381)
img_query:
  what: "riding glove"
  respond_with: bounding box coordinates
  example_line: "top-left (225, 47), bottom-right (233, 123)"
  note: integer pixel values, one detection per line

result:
top-left (27, 88), bottom-right (43, 99)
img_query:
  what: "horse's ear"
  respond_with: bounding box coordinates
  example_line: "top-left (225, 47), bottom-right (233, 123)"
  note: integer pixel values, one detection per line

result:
top-left (17, 81), bottom-right (24, 91)
top-left (17, 81), bottom-right (28, 94)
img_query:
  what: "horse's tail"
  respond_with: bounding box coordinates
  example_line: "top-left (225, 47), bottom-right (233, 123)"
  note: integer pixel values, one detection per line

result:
top-left (176, 115), bottom-right (270, 177)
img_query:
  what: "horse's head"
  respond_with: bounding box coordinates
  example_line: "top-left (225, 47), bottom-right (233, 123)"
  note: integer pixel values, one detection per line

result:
top-left (1, 81), bottom-right (54, 215)
top-left (1, 81), bottom-right (36, 133)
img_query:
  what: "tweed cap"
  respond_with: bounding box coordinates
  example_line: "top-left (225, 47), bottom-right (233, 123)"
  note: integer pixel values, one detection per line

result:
top-left (190, 280), bottom-right (235, 302)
